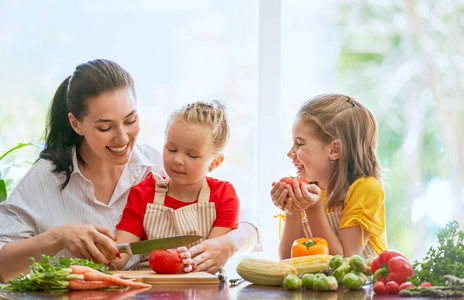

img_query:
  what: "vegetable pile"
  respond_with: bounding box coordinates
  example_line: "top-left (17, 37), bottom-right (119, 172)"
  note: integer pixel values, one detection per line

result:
top-left (280, 254), bottom-right (373, 292)
top-left (410, 220), bottom-right (464, 286)
top-left (329, 254), bottom-right (371, 291)
top-left (235, 220), bottom-right (464, 295)
top-left (5, 254), bottom-right (150, 291)
top-left (236, 253), bottom-right (373, 291)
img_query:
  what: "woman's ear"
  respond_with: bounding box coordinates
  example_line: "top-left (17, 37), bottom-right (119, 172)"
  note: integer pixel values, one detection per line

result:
top-left (209, 154), bottom-right (224, 172)
top-left (68, 112), bottom-right (83, 136)
top-left (329, 139), bottom-right (341, 161)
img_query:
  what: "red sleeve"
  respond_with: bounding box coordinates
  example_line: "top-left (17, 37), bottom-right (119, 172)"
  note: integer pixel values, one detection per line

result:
top-left (116, 173), bottom-right (155, 239)
top-left (207, 177), bottom-right (240, 229)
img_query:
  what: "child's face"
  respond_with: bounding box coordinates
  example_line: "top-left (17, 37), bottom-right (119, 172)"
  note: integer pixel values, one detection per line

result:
top-left (288, 118), bottom-right (334, 189)
top-left (163, 122), bottom-right (217, 187)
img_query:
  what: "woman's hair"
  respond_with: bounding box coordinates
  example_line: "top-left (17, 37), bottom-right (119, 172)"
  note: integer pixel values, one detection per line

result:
top-left (40, 59), bottom-right (135, 190)
top-left (166, 100), bottom-right (230, 154)
top-left (297, 93), bottom-right (382, 209)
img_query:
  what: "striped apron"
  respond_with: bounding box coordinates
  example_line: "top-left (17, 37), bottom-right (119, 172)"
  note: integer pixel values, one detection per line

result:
top-left (301, 206), bottom-right (378, 259)
top-left (133, 173), bottom-right (216, 270)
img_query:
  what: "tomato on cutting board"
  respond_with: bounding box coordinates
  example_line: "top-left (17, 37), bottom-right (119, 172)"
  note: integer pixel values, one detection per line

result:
top-left (149, 249), bottom-right (183, 274)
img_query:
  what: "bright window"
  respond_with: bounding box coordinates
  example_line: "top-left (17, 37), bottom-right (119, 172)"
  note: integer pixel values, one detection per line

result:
top-left (2, 0), bottom-right (462, 266)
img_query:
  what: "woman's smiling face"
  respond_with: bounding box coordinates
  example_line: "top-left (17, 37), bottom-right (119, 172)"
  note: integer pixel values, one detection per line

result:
top-left (287, 118), bottom-right (334, 189)
top-left (70, 88), bottom-right (139, 166)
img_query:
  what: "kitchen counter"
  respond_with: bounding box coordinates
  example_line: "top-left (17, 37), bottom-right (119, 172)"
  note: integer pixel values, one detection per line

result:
top-left (0, 280), bottom-right (436, 299)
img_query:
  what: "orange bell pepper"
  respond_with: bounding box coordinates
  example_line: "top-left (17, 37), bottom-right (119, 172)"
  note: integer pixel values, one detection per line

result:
top-left (291, 237), bottom-right (329, 258)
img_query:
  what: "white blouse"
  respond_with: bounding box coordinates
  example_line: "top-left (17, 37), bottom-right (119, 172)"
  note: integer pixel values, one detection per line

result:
top-left (0, 143), bottom-right (165, 269)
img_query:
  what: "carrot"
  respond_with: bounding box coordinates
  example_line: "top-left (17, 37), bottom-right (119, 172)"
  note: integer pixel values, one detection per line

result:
top-left (68, 265), bottom-right (125, 277)
top-left (68, 280), bottom-right (116, 290)
top-left (69, 265), bottom-right (101, 274)
top-left (83, 272), bottom-right (151, 288)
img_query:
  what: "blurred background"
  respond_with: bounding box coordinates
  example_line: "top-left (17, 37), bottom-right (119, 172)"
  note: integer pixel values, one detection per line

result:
top-left (1, 0), bottom-right (463, 266)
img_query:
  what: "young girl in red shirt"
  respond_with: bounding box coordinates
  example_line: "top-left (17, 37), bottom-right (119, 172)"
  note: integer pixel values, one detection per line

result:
top-left (112, 100), bottom-right (239, 270)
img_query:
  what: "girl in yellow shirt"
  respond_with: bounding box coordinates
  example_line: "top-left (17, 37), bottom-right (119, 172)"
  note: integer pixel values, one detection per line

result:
top-left (271, 93), bottom-right (387, 259)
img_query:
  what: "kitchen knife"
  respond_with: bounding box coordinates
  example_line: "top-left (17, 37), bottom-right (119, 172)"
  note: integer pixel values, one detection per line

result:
top-left (116, 234), bottom-right (202, 255)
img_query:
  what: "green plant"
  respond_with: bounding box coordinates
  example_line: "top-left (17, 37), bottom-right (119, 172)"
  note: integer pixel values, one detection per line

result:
top-left (410, 220), bottom-right (464, 286)
top-left (0, 142), bottom-right (43, 203)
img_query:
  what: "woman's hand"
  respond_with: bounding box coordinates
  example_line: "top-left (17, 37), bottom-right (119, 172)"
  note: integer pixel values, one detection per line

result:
top-left (271, 181), bottom-right (301, 214)
top-left (288, 182), bottom-right (321, 211)
top-left (54, 224), bottom-right (118, 265)
top-left (177, 246), bottom-right (194, 272)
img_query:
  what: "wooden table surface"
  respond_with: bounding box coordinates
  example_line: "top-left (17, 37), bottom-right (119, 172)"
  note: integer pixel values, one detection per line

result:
top-left (0, 280), bottom-right (435, 299)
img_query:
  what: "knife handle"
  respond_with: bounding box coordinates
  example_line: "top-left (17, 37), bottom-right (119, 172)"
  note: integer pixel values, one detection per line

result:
top-left (115, 243), bottom-right (132, 255)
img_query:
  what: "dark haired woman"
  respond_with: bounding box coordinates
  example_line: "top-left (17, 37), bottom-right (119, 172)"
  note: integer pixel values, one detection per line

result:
top-left (0, 59), bottom-right (261, 281)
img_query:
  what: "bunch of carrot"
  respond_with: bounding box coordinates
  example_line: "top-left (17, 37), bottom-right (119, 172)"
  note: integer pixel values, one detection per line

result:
top-left (6, 264), bottom-right (151, 291)
top-left (67, 265), bottom-right (150, 290)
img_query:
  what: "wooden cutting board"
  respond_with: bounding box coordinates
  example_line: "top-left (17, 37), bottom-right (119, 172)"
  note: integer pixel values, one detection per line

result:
top-left (112, 270), bottom-right (219, 285)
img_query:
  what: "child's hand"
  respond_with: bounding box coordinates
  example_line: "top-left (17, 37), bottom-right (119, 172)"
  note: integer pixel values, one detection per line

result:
top-left (271, 181), bottom-right (301, 214)
top-left (287, 181), bottom-right (321, 211)
top-left (177, 246), bottom-right (193, 272)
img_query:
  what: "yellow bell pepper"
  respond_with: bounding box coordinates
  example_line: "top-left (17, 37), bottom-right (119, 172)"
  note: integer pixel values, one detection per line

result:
top-left (291, 237), bottom-right (329, 258)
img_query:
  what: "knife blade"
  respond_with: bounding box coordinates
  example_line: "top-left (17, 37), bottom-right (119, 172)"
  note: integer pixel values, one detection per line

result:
top-left (116, 234), bottom-right (202, 255)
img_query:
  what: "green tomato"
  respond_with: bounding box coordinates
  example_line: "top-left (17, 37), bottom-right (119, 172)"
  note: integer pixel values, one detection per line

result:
top-left (350, 270), bottom-right (368, 285)
top-left (326, 276), bottom-right (339, 291)
top-left (283, 274), bottom-right (302, 290)
top-left (302, 273), bottom-right (316, 289)
top-left (329, 255), bottom-right (344, 270)
top-left (313, 277), bottom-right (328, 292)
top-left (342, 272), bottom-right (364, 291)
top-left (332, 261), bottom-right (351, 283)
top-left (313, 276), bottom-right (336, 292)
top-left (349, 255), bottom-right (368, 272)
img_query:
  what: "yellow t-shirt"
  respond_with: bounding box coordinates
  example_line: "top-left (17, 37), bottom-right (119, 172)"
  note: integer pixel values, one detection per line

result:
top-left (321, 176), bottom-right (387, 254)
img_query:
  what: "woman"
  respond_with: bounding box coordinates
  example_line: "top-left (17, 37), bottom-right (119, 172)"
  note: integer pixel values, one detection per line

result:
top-left (0, 59), bottom-right (261, 281)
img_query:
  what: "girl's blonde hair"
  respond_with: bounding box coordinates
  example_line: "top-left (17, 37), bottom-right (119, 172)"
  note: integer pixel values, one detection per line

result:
top-left (297, 93), bottom-right (382, 210)
top-left (166, 100), bottom-right (230, 155)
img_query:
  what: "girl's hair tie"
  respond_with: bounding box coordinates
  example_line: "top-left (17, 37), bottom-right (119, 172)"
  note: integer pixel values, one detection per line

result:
top-left (347, 97), bottom-right (357, 107)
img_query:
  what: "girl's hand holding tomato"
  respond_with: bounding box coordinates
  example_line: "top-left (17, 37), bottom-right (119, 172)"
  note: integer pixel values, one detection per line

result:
top-left (149, 247), bottom-right (193, 274)
top-left (285, 180), bottom-right (321, 212)
top-left (271, 181), bottom-right (300, 214)
top-left (272, 177), bottom-right (321, 213)
top-left (279, 177), bottom-right (309, 189)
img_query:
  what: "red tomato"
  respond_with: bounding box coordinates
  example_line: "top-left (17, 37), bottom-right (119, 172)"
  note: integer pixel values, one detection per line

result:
top-left (419, 281), bottom-right (432, 287)
top-left (279, 177), bottom-right (309, 190)
top-left (373, 281), bottom-right (386, 294)
top-left (399, 281), bottom-right (414, 291)
top-left (386, 281), bottom-right (399, 294)
top-left (149, 249), bottom-right (183, 274)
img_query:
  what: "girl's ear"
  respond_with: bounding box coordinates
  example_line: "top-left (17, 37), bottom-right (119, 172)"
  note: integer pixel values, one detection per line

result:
top-left (329, 139), bottom-right (341, 161)
top-left (209, 154), bottom-right (224, 172)
top-left (68, 112), bottom-right (83, 136)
